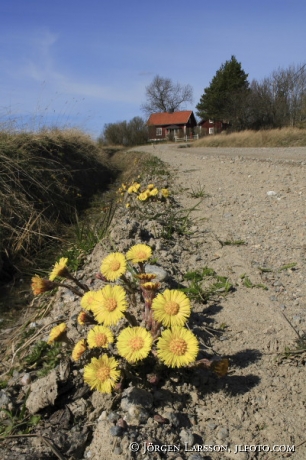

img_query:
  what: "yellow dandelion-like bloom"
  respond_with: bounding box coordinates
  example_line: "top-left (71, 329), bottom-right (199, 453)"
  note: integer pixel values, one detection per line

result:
top-left (136, 273), bottom-right (157, 283)
top-left (91, 285), bottom-right (127, 325)
top-left (147, 183), bottom-right (155, 190)
top-left (152, 289), bottom-right (191, 327)
top-left (149, 187), bottom-right (159, 197)
top-left (81, 290), bottom-right (99, 312)
top-left (126, 244), bottom-right (152, 263)
top-left (127, 182), bottom-right (141, 194)
top-left (125, 203), bottom-right (130, 208)
top-left (137, 190), bottom-right (150, 201)
top-left (117, 327), bottom-right (153, 363)
top-left (157, 327), bottom-right (199, 368)
top-left (142, 281), bottom-right (160, 290)
top-left (49, 257), bottom-right (69, 281)
top-left (84, 355), bottom-right (120, 393)
top-left (31, 275), bottom-right (54, 295)
top-left (77, 310), bottom-right (95, 325)
top-left (72, 339), bottom-right (87, 361)
top-left (100, 252), bottom-right (127, 282)
top-left (87, 325), bottom-right (114, 349)
top-left (161, 188), bottom-right (170, 198)
top-left (48, 323), bottom-right (67, 344)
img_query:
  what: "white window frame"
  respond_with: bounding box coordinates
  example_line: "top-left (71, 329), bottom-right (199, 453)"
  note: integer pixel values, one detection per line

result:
top-left (156, 127), bottom-right (162, 136)
top-left (209, 127), bottom-right (214, 135)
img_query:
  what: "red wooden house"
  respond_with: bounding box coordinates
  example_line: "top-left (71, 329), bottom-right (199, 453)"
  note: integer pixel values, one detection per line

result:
top-left (198, 119), bottom-right (229, 136)
top-left (147, 111), bottom-right (197, 140)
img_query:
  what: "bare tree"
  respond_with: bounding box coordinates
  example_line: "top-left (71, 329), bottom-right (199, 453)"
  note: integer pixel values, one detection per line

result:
top-left (141, 75), bottom-right (193, 117)
top-left (247, 63), bottom-right (306, 129)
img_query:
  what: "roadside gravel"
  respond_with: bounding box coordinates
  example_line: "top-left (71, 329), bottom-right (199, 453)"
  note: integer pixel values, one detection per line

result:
top-left (130, 144), bottom-right (306, 459)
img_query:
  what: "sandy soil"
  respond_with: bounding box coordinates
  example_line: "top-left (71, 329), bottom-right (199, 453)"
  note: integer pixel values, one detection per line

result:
top-left (130, 144), bottom-right (306, 459)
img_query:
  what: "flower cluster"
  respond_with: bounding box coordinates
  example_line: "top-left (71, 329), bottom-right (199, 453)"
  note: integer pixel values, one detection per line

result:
top-left (32, 242), bottom-right (228, 395)
top-left (117, 180), bottom-right (170, 207)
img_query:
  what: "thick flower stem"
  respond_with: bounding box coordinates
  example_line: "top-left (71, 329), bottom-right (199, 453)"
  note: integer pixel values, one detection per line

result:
top-left (53, 282), bottom-right (83, 297)
top-left (143, 297), bottom-right (153, 328)
top-left (151, 318), bottom-right (161, 339)
top-left (120, 274), bottom-right (135, 294)
top-left (138, 262), bottom-right (145, 273)
top-left (66, 272), bottom-right (89, 292)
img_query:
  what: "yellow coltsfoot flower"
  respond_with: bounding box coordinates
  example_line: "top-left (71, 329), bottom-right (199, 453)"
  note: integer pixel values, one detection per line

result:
top-left (72, 339), bottom-right (87, 361)
top-left (49, 257), bottom-right (69, 281)
top-left (84, 355), bottom-right (120, 393)
top-left (100, 252), bottom-right (126, 282)
top-left (152, 289), bottom-right (191, 327)
top-left (81, 290), bottom-right (99, 312)
top-left (137, 190), bottom-right (150, 201)
top-left (149, 187), bottom-right (159, 197)
top-left (117, 327), bottom-right (153, 363)
top-left (136, 273), bottom-right (157, 283)
top-left (87, 325), bottom-right (114, 349)
top-left (127, 182), bottom-right (141, 194)
top-left (77, 310), bottom-right (95, 325)
top-left (161, 188), bottom-right (170, 198)
top-left (157, 327), bottom-right (199, 368)
top-left (126, 244), bottom-right (152, 264)
top-left (91, 285), bottom-right (127, 325)
top-left (31, 275), bottom-right (55, 295)
top-left (48, 323), bottom-right (67, 345)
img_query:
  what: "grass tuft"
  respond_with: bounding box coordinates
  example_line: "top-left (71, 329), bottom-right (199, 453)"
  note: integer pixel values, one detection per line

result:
top-left (0, 128), bottom-right (116, 277)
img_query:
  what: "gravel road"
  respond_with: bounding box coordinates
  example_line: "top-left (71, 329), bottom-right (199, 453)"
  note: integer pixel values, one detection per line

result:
top-left (130, 144), bottom-right (306, 459)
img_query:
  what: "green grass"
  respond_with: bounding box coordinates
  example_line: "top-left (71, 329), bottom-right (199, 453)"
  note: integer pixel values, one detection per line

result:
top-left (0, 390), bottom-right (41, 438)
top-left (240, 273), bottom-right (268, 290)
top-left (139, 155), bottom-right (170, 177)
top-left (189, 182), bottom-right (208, 198)
top-left (180, 267), bottom-right (233, 303)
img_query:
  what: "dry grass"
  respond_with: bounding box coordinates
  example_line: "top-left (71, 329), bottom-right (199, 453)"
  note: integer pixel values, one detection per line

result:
top-left (194, 127), bottom-right (306, 148)
top-left (0, 128), bottom-right (116, 272)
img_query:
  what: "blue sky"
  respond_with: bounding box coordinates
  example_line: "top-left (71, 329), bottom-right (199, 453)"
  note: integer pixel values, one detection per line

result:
top-left (1, 0), bottom-right (306, 138)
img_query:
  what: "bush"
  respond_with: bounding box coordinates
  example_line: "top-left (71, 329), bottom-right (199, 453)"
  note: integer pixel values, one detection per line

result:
top-left (99, 116), bottom-right (148, 146)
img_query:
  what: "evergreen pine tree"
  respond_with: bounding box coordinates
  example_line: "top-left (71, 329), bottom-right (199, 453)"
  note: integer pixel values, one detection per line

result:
top-left (196, 56), bottom-right (249, 129)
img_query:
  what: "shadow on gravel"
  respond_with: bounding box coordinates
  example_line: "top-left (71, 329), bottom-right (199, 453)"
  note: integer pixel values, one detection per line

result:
top-left (203, 302), bottom-right (224, 317)
top-left (229, 348), bottom-right (263, 369)
top-left (223, 374), bottom-right (261, 396)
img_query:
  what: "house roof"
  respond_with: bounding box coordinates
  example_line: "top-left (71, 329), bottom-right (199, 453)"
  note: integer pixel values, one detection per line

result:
top-left (148, 111), bottom-right (194, 126)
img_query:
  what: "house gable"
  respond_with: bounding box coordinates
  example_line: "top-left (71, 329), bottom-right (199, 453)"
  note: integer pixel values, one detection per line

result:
top-left (148, 111), bottom-right (197, 140)
top-left (198, 119), bottom-right (229, 135)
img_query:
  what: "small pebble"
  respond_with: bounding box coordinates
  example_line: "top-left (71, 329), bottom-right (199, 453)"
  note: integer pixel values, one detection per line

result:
top-left (108, 411), bottom-right (120, 423)
top-left (20, 373), bottom-right (31, 386)
top-left (110, 426), bottom-right (123, 437)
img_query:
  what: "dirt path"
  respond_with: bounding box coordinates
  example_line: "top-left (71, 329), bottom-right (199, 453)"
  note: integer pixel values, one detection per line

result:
top-left (131, 144), bottom-right (306, 459)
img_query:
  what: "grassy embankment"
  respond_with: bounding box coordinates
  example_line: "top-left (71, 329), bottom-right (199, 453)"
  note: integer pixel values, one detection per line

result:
top-left (0, 128), bottom-right (119, 285)
top-left (0, 128), bottom-right (163, 327)
top-left (194, 127), bottom-right (306, 148)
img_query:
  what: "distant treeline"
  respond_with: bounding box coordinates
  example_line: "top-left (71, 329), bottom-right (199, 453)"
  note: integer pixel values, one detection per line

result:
top-left (99, 116), bottom-right (148, 146)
